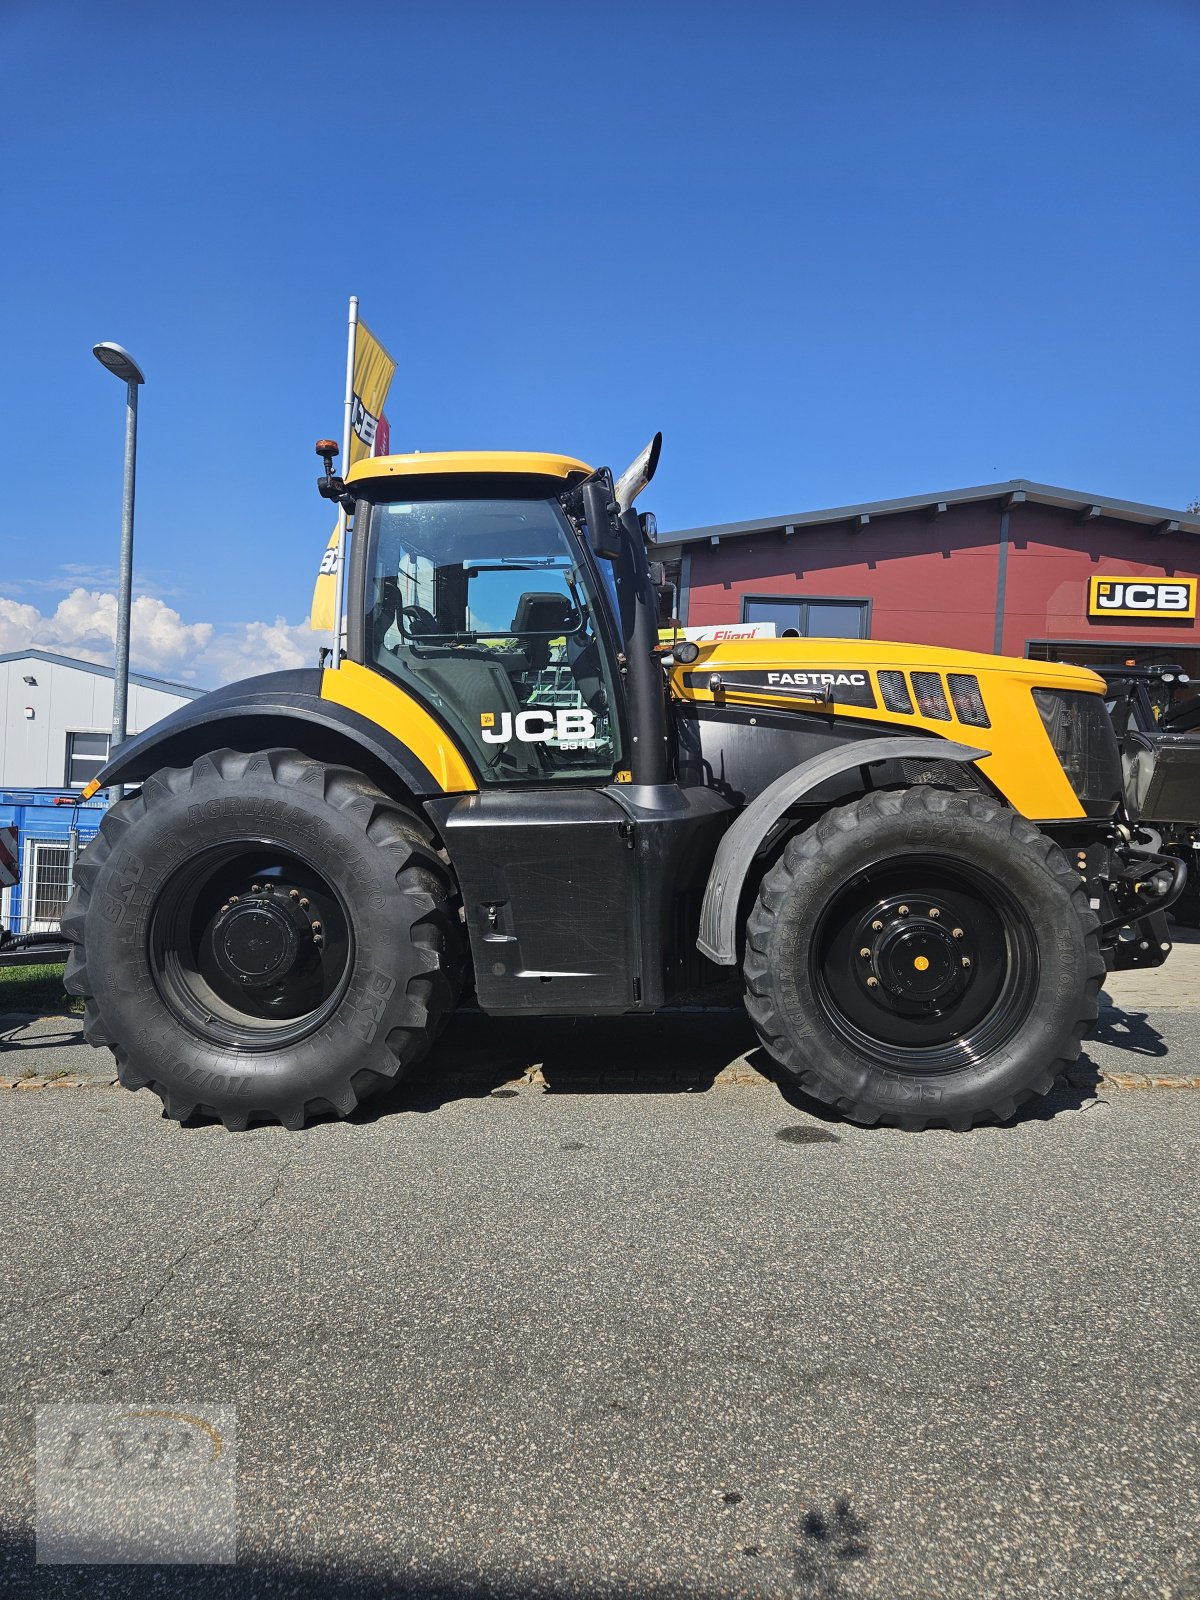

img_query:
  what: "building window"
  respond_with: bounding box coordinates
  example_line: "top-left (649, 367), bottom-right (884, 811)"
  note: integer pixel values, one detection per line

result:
top-left (741, 596), bottom-right (870, 639)
top-left (65, 731), bottom-right (110, 789)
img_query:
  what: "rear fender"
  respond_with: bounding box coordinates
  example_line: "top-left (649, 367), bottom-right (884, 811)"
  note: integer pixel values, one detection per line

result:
top-left (89, 669), bottom-right (469, 810)
top-left (697, 736), bottom-right (990, 964)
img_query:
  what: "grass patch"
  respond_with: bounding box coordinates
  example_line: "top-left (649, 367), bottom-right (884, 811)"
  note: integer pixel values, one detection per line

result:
top-left (0, 962), bottom-right (79, 1018)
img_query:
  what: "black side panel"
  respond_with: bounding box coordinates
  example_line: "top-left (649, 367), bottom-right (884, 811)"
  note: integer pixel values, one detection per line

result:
top-left (676, 703), bottom-right (976, 807)
top-left (604, 783), bottom-right (737, 1005)
top-left (428, 789), bottom-right (639, 1013)
top-left (428, 784), bottom-right (738, 1015)
top-left (90, 670), bottom-right (440, 800)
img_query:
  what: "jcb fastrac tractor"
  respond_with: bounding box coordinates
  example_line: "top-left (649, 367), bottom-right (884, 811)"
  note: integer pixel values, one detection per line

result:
top-left (65, 437), bottom-right (1190, 1130)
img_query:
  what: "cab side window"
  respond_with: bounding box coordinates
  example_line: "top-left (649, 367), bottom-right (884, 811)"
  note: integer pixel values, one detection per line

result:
top-left (366, 498), bottom-right (623, 783)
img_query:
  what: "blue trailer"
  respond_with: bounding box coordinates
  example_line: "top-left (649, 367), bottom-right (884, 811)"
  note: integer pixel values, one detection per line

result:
top-left (0, 789), bottom-right (107, 957)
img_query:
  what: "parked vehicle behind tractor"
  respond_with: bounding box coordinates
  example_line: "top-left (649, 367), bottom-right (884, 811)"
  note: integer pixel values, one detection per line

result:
top-left (1097, 661), bottom-right (1200, 926)
top-left (62, 437), bottom-right (1193, 1130)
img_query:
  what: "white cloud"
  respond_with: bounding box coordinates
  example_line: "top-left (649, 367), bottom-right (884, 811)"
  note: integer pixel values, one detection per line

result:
top-left (0, 588), bottom-right (331, 687)
top-left (6, 563), bottom-right (184, 599)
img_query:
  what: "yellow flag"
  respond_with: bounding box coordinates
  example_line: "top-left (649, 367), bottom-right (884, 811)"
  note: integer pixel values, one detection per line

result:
top-left (311, 320), bottom-right (397, 630)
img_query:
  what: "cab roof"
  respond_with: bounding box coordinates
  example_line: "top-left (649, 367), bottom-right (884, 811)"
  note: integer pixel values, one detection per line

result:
top-left (346, 450), bottom-right (592, 487)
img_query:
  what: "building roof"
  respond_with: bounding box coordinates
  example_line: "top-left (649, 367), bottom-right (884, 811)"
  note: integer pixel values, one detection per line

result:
top-left (660, 479), bottom-right (1200, 548)
top-left (0, 649), bottom-right (205, 699)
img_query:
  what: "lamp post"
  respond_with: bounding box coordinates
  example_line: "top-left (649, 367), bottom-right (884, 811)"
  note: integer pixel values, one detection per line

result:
top-left (92, 342), bottom-right (145, 805)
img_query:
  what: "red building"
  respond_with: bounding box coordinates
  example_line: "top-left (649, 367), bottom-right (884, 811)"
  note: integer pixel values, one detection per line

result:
top-left (660, 480), bottom-right (1200, 680)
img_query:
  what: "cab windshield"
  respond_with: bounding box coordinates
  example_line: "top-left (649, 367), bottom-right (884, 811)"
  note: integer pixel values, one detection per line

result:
top-left (364, 497), bottom-right (623, 783)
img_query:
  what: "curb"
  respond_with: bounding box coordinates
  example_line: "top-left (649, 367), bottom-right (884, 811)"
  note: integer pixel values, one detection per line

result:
top-left (2, 1067), bottom-right (1198, 1094)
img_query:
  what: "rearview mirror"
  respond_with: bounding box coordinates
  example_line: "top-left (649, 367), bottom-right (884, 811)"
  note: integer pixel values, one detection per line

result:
top-left (581, 469), bottom-right (622, 561)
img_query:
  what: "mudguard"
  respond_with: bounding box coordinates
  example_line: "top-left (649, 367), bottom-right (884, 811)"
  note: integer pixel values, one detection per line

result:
top-left (696, 735), bottom-right (990, 964)
top-left (89, 669), bottom-right (454, 800)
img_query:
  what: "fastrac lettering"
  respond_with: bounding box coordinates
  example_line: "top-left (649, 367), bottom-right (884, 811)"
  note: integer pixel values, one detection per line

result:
top-left (765, 671), bottom-right (868, 688)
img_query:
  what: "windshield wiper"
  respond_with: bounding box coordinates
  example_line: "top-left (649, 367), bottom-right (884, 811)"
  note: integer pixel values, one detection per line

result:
top-left (461, 558), bottom-right (573, 575)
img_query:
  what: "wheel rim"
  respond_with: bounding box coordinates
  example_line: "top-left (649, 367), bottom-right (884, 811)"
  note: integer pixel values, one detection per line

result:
top-left (147, 842), bottom-right (354, 1050)
top-left (810, 851), bottom-right (1039, 1073)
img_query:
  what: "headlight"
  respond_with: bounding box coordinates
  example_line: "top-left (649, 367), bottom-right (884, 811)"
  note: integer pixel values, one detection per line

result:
top-left (1032, 688), bottom-right (1123, 816)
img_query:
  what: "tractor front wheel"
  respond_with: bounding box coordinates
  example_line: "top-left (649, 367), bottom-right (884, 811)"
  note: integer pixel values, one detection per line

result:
top-left (63, 749), bottom-right (460, 1129)
top-left (744, 786), bottom-right (1104, 1129)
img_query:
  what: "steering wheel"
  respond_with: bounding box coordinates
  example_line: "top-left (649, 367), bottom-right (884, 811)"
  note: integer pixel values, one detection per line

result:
top-left (401, 605), bottom-right (440, 638)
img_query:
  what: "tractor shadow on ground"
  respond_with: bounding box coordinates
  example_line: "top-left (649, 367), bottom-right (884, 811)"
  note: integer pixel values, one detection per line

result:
top-left (1086, 992), bottom-right (1169, 1059)
top-left (354, 1005), bottom-right (1104, 1130)
top-left (355, 1008), bottom-right (766, 1120)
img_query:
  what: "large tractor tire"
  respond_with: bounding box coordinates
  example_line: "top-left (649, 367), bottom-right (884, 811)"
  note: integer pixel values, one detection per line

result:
top-left (744, 786), bottom-right (1104, 1130)
top-left (62, 749), bottom-right (461, 1129)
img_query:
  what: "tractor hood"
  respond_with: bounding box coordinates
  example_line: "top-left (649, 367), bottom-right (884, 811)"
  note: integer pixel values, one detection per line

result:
top-left (669, 638), bottom-right (1108, 822)
top-left (669, 638), bottom-right (1103, 705)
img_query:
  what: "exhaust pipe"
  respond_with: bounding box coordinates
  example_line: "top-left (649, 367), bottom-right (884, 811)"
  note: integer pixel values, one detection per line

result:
top-left (614, 432), bottom-right (662, 512)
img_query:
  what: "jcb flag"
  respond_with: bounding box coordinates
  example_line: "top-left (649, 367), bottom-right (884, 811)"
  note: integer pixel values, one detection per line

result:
top-left (311, 321), bottom-right (397, 630)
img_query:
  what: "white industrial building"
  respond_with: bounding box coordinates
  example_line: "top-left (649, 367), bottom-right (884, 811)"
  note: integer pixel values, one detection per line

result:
top-left (0, 650), bottom-right (202, 791)
top-left (1, 651), bottom-right (203, 937)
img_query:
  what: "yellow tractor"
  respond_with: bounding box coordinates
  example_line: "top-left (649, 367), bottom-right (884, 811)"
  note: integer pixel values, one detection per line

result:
top-left (64, 438), bottom-right (1187, 1129)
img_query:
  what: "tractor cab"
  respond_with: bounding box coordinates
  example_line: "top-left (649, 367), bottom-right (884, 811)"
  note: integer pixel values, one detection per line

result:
top-left (343, 454), bottom-right (627, 785)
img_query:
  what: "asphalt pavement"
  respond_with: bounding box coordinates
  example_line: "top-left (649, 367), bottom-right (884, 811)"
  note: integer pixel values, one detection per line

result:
top-left (1, 1021), bottom-right (1198, 1599)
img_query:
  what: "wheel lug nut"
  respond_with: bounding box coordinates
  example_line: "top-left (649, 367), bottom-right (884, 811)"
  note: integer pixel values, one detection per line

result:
top-left (220, 903), bottom-right (230, 915)
top-left (866, 976), bottom-right (879, 988)
top-left (961, 956), bottom-right (972, 968)
top-left (229, 895), bottom-right (239, 904)
top-left (952, 927), bottom-right (964, 939)
top-left (311, 921), bottom-right (322, 933)
top-left (898, 905), bottom-right (909, 916)
top-left (251, 883), bottom-right (261, 893)
top-left (289, 890), bottom-right (300, 901)
top-left (859, 946), bottom-right (872, 958)
top-left (871, 919), bottom-right (883, 932)
top-left (928, 908), bottom-right (940, 919)
top-left (299, 898), bottom-right (310, 910)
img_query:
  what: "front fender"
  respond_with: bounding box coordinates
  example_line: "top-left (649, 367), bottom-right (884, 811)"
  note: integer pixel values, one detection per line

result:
top-left (696, 735), bottom-right (990, 965)
top-left (90, 669), bottom-right (465, 801)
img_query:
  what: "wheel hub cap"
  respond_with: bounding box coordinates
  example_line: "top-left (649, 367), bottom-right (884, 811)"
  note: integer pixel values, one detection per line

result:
top-left (856, 899), bottom-right (972, 1012)
top-left (212, 892), bottom-right (316, 988)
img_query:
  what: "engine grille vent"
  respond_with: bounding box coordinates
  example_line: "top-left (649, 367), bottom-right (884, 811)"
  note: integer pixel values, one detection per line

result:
top-left (911, 672), bottom-right (952, 721)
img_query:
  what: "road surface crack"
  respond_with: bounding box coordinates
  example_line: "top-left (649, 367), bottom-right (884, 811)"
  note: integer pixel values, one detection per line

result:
top-left (107, 1146), bottom-right (299, 1340)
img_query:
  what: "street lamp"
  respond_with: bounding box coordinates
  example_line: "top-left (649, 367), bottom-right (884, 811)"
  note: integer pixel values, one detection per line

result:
top-left (92, 342), bottom-right (145, 805)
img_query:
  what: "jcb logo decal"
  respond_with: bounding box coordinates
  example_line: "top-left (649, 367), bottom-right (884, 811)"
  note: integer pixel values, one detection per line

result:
top-left (482, 709), bottom-right (598, 746)
top-left (1088, 576), bottom-right (1197, 619)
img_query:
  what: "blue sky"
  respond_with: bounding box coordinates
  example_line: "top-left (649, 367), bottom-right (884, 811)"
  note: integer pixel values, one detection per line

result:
top-left (1, 0), bottom-right (1197, 684)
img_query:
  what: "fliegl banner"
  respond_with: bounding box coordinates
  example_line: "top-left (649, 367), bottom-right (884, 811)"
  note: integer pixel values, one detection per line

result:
top-left (311, 320), bottom-right (397, 631)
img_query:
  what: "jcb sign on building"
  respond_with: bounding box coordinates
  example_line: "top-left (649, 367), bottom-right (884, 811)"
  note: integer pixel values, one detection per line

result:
top-left (1088, 576), bottom-right (1197, 620)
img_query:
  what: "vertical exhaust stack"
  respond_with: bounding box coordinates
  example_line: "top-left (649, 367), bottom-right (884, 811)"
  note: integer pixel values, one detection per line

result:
top-left (614, 432), bottom-right (662, 513)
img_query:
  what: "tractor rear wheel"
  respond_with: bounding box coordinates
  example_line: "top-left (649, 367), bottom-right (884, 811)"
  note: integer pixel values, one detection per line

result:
top-left (62, 749), bottom-right (461, 1129)
top-left (743, 786), bottom-right (1104, 1129)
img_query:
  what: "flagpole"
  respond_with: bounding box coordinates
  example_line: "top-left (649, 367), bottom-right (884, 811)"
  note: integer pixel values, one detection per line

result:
top-left (330, 294), bottom-right (359, 668)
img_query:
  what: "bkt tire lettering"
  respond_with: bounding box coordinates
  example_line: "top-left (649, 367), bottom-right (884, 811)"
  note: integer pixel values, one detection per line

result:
top-left (481, 709), bottom-right (598, 745)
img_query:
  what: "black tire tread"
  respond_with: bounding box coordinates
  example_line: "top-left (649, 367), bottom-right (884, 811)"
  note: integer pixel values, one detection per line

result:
top-left (63, 748), bottom-right (461, 1130)
top-left (743, 785), bottom-right (1104, 1130)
